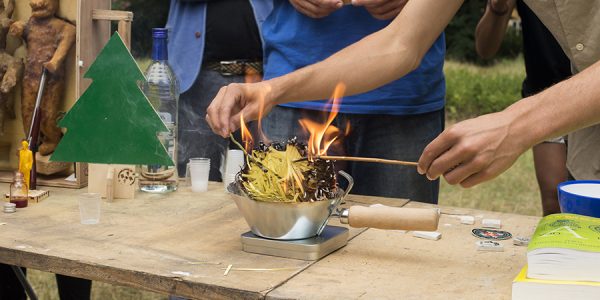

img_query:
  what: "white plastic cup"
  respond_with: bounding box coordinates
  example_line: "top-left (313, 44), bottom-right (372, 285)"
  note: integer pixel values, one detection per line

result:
top-left (189, 158), bottom-right (210, 192)
top-left (223, 173), bottom-right (238, 192)
top-left (79, 193), bottom-right (101, 224)
top-left (225, 150), bottom-right (245, 175)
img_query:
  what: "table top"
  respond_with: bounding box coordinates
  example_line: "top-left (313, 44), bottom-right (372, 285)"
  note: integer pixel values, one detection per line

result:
top-left (267, 202), bottom-right (540, 300)
top-left (0, 182), bottom-right (407, 299)
top-left (0, 183), bottom-right (539, 299)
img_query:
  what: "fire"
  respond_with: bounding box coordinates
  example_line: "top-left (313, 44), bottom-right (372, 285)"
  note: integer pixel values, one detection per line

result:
top-left (240, 114), bottom-right (253, 153)
top-left (299, 83), bottom-right (347, 159)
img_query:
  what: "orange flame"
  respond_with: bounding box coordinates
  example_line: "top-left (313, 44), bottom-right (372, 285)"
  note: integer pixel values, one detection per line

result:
top-left (240, 114), bottom-right (253, 153)
top-left (299, 83), bottom-right (347, 159)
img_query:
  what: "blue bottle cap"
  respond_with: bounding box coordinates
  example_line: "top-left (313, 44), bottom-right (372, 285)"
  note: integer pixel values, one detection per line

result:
top-left (152, 28), bottom-right (168, 39)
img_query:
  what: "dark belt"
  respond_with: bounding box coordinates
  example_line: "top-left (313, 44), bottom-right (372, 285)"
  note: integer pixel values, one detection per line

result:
top-left (205, 60), bottom-right (263, 76)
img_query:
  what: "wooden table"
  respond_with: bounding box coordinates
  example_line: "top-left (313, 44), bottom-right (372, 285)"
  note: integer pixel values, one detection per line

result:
top-left (0, 183), bottom-right (539, 299)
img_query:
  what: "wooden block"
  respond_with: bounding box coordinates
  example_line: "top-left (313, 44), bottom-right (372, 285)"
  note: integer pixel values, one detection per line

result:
top-left (88, 164), bottom-right (136, 199)
top-left (36, 153), bottom-right (71, 175)
top-left (460, 216), bottom-right (475, 225)
top-left (5, 190), bottom-right (50, 204)
top-left (412, 231), bottom-right (442, 241)
top-left (482, 219), bottom-right (502, 229)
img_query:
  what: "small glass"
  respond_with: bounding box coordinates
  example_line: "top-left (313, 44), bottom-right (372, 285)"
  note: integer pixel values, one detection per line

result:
top-left (79, 193), bottom-right (101, 224)
top-left (10, 172), bottom-right (28, 208)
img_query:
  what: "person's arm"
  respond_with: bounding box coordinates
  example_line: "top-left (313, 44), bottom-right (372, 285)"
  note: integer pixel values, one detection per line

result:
top-left (475, 0), bottom-right (516, 59)
top-left (417, 60), bottom-right (600, 188)
top-left (352, 0), bottom-right (408, 20)
top-left (206, 0), bottom-right (464, 137)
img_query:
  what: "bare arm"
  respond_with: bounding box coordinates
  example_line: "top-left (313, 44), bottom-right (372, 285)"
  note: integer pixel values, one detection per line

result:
top-left (45, 22), bottom-right (76, 74)
top-left (475, 0), bottom-right (516, 59)
top-left (207, 0), bottom-right (464, 137)
top-left (418, 59), bottom-right (600, 187)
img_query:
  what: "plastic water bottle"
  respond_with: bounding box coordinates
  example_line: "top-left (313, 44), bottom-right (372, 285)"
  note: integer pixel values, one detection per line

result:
top-left (140, 28), bottom-right (180, 193)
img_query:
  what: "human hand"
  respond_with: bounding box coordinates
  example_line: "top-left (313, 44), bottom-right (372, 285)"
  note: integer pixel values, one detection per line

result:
top-left (206, 82), bottom-right (275, 138)
top-left (417, 111), bottom-right (529, 188)
top-left (351, 0), bottom-right (408, 20)
top-left (8, 20), bottom-right (24, 37)
top-left (289, 0), bottom-right (344, 18)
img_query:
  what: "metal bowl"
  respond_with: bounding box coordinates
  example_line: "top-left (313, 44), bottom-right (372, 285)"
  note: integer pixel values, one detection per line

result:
top-left (229, 171), bottom-right (353, 240)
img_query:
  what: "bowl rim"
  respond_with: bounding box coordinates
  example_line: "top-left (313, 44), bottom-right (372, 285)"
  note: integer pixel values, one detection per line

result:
top-left (558, 180), bottom-right (600, 201)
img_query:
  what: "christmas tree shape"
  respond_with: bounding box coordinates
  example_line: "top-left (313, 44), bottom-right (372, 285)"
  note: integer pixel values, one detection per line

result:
top-left (51, 33), bottom-right (173, 166)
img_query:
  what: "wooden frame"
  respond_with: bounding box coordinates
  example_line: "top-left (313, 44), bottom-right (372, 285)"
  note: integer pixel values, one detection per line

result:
top-left (0, 0), bottom-right (133, 189)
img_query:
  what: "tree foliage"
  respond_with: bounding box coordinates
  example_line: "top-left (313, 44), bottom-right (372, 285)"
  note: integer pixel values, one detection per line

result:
top-left (445, 0), bottom-right (522, 64)
top-left (112, 0), bottom-right (170, 57)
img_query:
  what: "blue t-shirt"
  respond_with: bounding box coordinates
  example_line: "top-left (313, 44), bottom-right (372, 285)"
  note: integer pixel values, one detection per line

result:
top-left (262, 3), bottom-right (446, 115)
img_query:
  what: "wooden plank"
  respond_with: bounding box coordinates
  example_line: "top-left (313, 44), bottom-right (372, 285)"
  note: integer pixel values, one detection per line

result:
top-left (267, 202), bottom-right (540, 300)
top-left (0, 170), bottom-right (85, 189)
top-left (117, 19), bottom-right (132, 50)
top-left (92, 9), bottom-right (133, 21)
top-left (0, 183), bottom-right (397, 299)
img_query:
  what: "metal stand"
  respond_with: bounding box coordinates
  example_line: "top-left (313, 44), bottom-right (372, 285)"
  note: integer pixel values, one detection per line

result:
top-left (11, 265), bottom-right (38, 300)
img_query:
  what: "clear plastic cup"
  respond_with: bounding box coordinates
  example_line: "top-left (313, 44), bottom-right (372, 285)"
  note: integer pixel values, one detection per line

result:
top-left (79, 193), bottom-right (101, 224)
top-left (189, 158), bottom-right (210, 192)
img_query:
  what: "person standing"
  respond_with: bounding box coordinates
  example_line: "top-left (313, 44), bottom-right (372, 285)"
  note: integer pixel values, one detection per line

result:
top-left (475, 0), bottom-right (571, 215)
top-left (166, 0), bottom-right (272, 180)
top-left (259, 0), bottom-right (446, 203)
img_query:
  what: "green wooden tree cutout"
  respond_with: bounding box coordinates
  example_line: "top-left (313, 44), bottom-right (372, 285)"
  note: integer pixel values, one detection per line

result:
top-left (51, 33), bottom-right (173, 166)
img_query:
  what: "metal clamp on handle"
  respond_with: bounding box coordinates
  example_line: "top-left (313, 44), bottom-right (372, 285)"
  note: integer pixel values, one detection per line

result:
top-left (339, 209), bottom-right (350, 224)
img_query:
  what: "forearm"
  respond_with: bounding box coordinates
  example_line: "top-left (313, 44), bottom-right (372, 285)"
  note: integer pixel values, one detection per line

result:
top-left (475, 0), bottom-right (515, 59)
top-left (51, 25), bottom-right (76, 65)
top-left (265, 0), bottom-right (463, 104)
top-left (506, 60), bottom-right (600, 149)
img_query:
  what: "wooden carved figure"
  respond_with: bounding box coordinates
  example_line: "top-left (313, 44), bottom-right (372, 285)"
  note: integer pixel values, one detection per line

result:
top-left (9, 0), bottom-right (75, 155)
top-left (0, 0), bottom-right (23, 134)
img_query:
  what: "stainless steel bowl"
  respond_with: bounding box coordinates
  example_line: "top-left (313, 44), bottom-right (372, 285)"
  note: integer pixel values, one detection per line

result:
top-left (229, 171), bottom-right (353, 240)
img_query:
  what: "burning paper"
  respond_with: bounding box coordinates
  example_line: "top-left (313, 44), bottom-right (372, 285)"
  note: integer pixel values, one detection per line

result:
top-left (233, 83), bottom-right (348, 203)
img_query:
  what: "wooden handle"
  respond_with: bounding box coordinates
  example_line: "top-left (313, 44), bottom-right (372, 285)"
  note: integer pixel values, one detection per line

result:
top-left (348, 206), bottom-right (440, 231)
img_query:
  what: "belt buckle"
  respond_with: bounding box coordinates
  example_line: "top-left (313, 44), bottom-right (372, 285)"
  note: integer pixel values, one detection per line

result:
top-left (219, 60), bottom-right (243, 76)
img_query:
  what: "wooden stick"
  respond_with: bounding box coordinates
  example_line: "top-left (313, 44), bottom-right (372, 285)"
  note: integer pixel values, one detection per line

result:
top-left (296, 156), bottom-right (418, 167)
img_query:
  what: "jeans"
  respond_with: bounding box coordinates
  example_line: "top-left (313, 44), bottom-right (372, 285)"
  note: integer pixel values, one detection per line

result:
top-left (260, 106), bottom-right (444, 203)
top-left (177, 68), bottom-right (246, 180)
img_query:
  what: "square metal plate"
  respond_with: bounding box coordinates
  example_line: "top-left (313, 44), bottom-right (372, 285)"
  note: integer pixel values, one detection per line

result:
top-left (241, 226), bottom-right (349, 261)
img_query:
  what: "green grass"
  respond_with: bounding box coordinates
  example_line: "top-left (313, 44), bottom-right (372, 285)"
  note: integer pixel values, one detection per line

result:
top-left (27, 269), bottom-right (166, 300)
top-left (23, 57), bottom-right (541, 298)
top-left (440, 57), bottom-right (542, 217)
top-left (445, 56), bottom-right (525, 119)
top-left (439, 149), bottom-right (541, 216)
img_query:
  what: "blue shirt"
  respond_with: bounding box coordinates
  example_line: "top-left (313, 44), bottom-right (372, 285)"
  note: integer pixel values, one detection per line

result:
top-left (166, 0), bottom-right (273, 93)
top-left (263, 3), bottom-right (446, 115)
